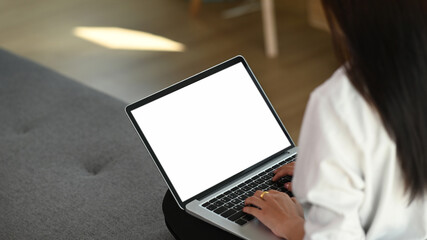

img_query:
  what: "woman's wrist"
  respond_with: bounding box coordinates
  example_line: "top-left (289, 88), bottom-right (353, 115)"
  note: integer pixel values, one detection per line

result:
top-left (281, 217), bottom-right (305, 240)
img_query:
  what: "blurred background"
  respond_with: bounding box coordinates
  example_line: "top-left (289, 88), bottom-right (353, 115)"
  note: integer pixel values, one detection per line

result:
top-left (0, 0), bottom-right (338, 141)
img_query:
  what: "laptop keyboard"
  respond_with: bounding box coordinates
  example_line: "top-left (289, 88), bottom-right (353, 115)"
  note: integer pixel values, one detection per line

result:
top-left (201, 155), bottom-right (296, 226)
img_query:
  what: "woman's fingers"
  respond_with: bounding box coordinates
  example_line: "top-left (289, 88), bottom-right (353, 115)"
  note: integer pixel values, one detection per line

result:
top-left (272, 162), bottom-right (295, 181)
top-left (242, 205), bottom-right (262, 218)
top-left (244, 190), bottom-right (278, 220)
top-left (284, 182), bottom-right (293, 192)
top-left (272, 168), bottom-right (290, 181)
top-left (245, 195), bottom-right (266, 209)
top-left (253, 190), bottom-right (264, 198)
top-left (253, 189), bottom-right (279, 198)
top-left (246, 190), bottom-right (281, 209)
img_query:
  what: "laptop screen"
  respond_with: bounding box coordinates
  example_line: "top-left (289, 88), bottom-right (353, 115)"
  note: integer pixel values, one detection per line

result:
top-left (130, 61), bottom-right (291, 202)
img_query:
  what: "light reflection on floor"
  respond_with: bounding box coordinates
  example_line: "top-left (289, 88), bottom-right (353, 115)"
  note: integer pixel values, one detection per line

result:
top-left (73, 27), bottom-right (186, 52)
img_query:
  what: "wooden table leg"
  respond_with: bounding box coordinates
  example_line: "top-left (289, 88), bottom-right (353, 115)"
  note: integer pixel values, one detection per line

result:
top-left (190, 0), bottom-right (202, 17)
top-left (261, 0), bottom-right (278, 58)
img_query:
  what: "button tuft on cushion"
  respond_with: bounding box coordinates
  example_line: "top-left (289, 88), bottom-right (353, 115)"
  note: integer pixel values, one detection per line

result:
top-left (20, 125), bottom-right (31, 134)
top-left (86, 162), bottom-right (104, 175)
top-left (84, 155), bottom-right (114, 175)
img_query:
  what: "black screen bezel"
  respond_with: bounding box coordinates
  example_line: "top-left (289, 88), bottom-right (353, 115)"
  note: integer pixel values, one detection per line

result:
top-left (125, 56), bottom-right (295, 209)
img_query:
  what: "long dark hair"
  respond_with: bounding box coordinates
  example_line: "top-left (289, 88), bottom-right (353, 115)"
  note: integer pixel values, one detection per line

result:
top-left (321, 0), bottom-right (427, 201)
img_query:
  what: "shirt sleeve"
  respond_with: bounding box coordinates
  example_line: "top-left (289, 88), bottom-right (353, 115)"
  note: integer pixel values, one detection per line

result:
top-left (293, 88), bottom-right (366, 240)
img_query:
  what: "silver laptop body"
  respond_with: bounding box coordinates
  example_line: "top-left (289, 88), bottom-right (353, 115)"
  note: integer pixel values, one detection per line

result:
top-left (126, 56), bottom-right (297, 239)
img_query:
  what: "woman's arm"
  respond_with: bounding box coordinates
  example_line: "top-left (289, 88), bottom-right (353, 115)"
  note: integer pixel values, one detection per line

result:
top-left (293, 77), bottom-right (366, 239)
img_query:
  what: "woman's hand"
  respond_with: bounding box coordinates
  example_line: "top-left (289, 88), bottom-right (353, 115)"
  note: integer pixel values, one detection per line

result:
top-left (243, 190), bottom-right (304, 240)
top-left (272, 162), bottom-right (295, 191)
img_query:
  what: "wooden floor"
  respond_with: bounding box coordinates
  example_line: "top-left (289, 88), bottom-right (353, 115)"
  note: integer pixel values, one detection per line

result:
top-left (0, 0), bottom-right (338, 142)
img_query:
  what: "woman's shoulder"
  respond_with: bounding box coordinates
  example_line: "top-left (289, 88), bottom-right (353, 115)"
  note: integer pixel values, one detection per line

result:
top-left (306, 66), bottom-right (383, 147)
top-left (310, 67), bottom-right (374, 122)
top-left (311, 67), bottom-right (361, 108)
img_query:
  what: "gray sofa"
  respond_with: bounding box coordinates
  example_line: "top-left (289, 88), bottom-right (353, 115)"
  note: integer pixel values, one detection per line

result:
top-left (0, 49), bottom-right (173, 239)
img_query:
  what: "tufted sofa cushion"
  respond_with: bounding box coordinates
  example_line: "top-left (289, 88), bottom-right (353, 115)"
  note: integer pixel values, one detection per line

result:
top-left (0, 49), bottom-right (173, 239)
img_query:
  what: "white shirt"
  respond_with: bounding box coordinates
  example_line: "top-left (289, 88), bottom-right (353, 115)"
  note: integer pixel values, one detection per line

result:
top-left (293, 67), bottom-right (427, 240)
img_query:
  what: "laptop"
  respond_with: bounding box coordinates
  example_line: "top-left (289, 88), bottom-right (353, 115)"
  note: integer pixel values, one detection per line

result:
top-left (126, 56), bottom-right (298, 239)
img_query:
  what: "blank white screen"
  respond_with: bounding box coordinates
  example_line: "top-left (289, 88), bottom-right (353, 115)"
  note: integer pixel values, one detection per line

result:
top-left (132, 62), bottom-right (290, 202)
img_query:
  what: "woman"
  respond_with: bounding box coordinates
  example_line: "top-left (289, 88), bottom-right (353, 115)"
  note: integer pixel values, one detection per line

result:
top-left (163, 0), bottom-right (427, 239)
top-left (243, 0), bottom-right (427, 239)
